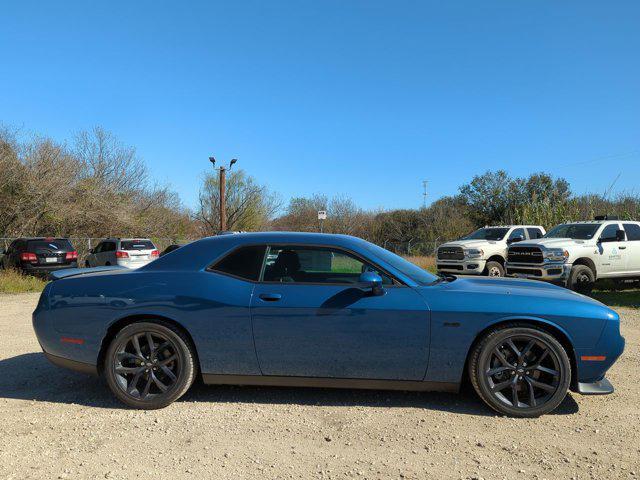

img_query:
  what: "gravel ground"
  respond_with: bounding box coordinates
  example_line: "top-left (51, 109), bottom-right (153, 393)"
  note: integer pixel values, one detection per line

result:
top-left (0, 293), bottom-right (638, 480)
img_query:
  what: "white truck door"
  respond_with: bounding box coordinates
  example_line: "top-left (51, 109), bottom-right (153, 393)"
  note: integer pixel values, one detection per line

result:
top-left (622, 223), bottom-right (640, 273)
top-left (596, 223), bottom-right (627, 276)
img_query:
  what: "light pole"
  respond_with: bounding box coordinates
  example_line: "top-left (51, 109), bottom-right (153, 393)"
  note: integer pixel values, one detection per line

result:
top-left (209, 156), bottom-right (237, 232)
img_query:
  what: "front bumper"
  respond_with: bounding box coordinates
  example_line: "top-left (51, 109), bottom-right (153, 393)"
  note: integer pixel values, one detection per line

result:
top-left (505, 261), bottom-right (571, 282)
top-left (437, 259), bottom-right (486, 275)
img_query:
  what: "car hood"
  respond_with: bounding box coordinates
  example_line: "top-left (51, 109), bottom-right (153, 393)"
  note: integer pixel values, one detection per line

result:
top-left (440, 239), bottom-right (500, 249)
top-left (425, 275), bottom-right (604, 307)
top-left (514, 238), bottom-right (592, 249)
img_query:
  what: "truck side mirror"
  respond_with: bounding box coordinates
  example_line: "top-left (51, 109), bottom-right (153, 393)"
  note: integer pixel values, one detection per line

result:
top-left (508, 235), bottom-right (524, 244)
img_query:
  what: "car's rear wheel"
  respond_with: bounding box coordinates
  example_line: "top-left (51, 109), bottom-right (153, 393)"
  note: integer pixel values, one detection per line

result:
top-left (469, 325), bottom-right (571, 417)
top-left (485, 261), bottom-right (504, 277)
top-left (104, 322), bottom-right (196, 409)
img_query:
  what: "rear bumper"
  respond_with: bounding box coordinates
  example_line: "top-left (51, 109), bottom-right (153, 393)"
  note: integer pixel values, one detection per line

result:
top-left (44, 351), bottom-right (98, 376)
top-left (21, 262), bottom-right (78, 277)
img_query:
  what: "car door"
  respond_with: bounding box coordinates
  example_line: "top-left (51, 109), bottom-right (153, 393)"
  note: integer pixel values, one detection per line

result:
top-left (597, 223), bottom-right (626, 275)
top-left (622, 223), bottom-right (640, 273)
top-left (250, 245), bottom-right (431, 381)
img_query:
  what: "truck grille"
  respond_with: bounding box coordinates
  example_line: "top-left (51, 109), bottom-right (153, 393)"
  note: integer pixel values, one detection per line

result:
top-left (507, 246), bottom-right (543, 264)
top-left (437, 246), bottom-right (464, 261)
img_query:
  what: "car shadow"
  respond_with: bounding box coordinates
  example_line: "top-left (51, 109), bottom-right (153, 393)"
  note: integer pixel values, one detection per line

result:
top-left (0, 352), bottom-right (580, 416)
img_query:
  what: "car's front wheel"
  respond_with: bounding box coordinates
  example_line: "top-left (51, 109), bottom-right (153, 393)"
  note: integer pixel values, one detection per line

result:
top-left (485, 261), bottom-right (505, 277)
top-left (469, 325), bottom-right (571, 417)
top-left (104, 321), bottom-right (196, 409)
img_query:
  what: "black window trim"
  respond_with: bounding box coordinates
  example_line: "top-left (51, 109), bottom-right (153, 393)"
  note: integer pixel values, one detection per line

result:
top-left (206, 242), bottom-right (405, 286)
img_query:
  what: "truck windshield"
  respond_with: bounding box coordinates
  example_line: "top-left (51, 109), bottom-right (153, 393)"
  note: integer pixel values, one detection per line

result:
top-left (463, 228), bottom-right (509, 241)
top-left (544, 224), bottom-right (599, 240)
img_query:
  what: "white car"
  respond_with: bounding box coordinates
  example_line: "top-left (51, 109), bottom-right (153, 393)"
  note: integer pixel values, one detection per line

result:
top-left (436, 225), bottom-right (546, 277)
top-left (85, 238), bottom-right (159, 269)
top-left (505, 217), bottom-right (640, 292)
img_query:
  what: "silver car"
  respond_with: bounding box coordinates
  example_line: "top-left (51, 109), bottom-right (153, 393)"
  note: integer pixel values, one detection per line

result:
top-left (85, 238), bottom-right (159, 269)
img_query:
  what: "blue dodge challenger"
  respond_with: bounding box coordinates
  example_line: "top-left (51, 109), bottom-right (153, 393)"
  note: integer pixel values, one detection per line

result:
top-left (33, 232), bottom-right (624, 416)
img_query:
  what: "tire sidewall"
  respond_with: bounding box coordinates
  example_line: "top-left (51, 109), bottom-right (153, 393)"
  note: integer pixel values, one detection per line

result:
top-left (569, 265), bottom-right (595, 293)
top-left (471, 326), bottom-right (571, 417)
top-left (485, 261), bottom-right (505, 278)
top-left (104, 321), bottom-right (195, 409)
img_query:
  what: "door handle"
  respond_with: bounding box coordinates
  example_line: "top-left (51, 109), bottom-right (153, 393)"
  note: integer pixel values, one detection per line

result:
top-left (619, 246), bottom-right (627, 250)
top-left (259, 293), bottom-right (282, 302)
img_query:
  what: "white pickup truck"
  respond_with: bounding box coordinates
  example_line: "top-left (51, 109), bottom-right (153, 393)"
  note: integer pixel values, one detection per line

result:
top-left (436, 225), bottom-right (546, 277)
top-left (505, 218), bottom-right (640, 292)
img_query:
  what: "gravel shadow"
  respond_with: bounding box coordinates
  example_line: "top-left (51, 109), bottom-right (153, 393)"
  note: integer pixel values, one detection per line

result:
top-left (0, 352), bottom-right (579, 416)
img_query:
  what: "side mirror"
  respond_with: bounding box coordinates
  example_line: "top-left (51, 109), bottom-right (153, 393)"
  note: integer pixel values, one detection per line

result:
top-left (508, 235), bottom-right (524, 244)
top-left (359, 271), bottom-right (384, 296)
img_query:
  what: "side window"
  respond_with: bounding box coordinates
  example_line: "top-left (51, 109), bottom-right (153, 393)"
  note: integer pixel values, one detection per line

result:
top-left (599, 224), bottom-right (620, 242)
top-left (527, 228), bottom-right (544, 239)
top-left (508, 228), bottom-right (526, 241)
top-left (623, 223), bottom-right (640, 241)
top-left (94, 243), bottom-right (103, 254)
top-left (106, 242), bottom-right (116, 252)
top-left (263, 246), bottom-right (393, 285)
top-left (210, 245), bottom-right (267, 281)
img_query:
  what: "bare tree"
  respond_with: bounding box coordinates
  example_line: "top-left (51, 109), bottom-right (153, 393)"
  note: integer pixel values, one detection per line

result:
top-left (197, 169), bottom-right (281, 234)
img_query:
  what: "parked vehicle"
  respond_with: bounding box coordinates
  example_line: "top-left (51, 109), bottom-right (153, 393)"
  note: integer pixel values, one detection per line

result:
top-left (437, 225), bottom-right (545, 277)
top-left (34, 232), bottom-right (623, 417)
top-left (506, 217), bottom-right (640, 292)
top-left (160, 244), bottom-right (185, 256)
top-left (85, 238), bottom-right (159, 269)
top-left (0, 237), bottom-right (78, 276)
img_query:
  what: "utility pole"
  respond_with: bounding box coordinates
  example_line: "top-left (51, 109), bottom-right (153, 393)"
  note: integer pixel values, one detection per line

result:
top-left (209, 156), bottom-right (237, 233)
top-left (422, 180), bottom-right (428, 209)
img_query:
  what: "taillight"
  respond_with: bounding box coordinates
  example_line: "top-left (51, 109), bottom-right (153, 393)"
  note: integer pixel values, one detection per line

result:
top-left (65, 251), bottom-right (78, 261)
top-left (20, 252), bottom-right (37, 263)
top-left (151, 250), bottom-right (160, 257)
top-left (115, 250), bottom-right (129, 258)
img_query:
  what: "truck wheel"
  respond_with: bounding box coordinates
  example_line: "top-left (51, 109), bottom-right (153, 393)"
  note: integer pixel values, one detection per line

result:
top-left (485, 261), bottom-right (505, 277)
top-left (567, 265), bottom-right (595, 293)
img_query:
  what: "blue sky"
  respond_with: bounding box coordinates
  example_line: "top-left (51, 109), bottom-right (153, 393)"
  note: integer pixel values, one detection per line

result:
top-left (1, 1), bottom-right (639, 211)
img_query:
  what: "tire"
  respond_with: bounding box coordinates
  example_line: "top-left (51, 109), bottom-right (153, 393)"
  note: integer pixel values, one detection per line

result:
top-left (485, 261), bottom-right (505, 278)
top-left (468, 325), bottom-right (571, 417)
top-left (104, 321), bottom-right (197, 409)
top-left (567, 265), bottom-right (595, 293)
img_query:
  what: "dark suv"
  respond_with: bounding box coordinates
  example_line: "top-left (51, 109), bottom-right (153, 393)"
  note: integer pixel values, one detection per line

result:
top-left (0, 238), bottom-right (78, 276)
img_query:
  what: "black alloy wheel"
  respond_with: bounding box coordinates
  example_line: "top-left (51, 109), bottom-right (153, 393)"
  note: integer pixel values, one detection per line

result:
top-left (469, 326), bottom-right (571, 417)
top-left (104, 322), bottom-right (196, 409)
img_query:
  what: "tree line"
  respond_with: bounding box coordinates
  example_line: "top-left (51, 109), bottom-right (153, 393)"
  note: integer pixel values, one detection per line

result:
top-left (2, 125), bottom-right (639, 254)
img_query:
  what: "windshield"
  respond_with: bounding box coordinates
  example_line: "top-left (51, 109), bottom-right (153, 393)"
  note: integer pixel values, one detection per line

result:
top-left (359, 241), bottom-right (438, 286)
top-left (120, 240), bottom-right (155, 250)
top-left (544, 224), bottom-right (600, 240)
top-left (463, 227), bottom-right (509, 241)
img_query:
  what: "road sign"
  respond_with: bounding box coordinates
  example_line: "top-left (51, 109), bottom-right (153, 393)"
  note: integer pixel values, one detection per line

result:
top-left (317, 210), bottom-right (327, 220)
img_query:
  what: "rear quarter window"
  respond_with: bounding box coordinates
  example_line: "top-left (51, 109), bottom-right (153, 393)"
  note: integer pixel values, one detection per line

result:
top-left (210, 245), bottom-right (267, 281)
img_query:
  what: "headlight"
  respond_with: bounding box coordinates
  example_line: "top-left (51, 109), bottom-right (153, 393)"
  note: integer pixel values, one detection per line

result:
top-left (543, 249), bottom-right (569, 262)
top-left (465, 248), bottom-right (484, 258)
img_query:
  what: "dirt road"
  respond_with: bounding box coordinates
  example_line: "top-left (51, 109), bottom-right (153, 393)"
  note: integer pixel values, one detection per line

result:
top-left (1, 293), bottom-right (638, 479)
